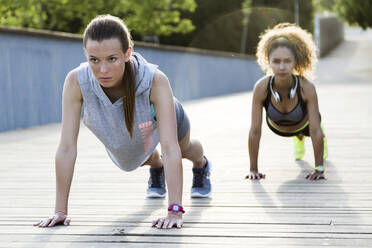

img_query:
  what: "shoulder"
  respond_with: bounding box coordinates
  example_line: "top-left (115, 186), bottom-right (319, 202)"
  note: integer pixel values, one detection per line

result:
top-left (73, 62), bottom-right (92, 85)
top-left (63, 68), bottom-right (82, 100)
top-left (65, 68), bottom-right (78, 86)
top-left (150, 69), bottom-right (173, 103)
top-left (152, 69), bottom-right (169, 86)
top-left (299, 77), bottom-right (317, 101)
top-left (151, 69), bottom-right (170, 94)
top-left (253, 75), bottom-right (270, 98)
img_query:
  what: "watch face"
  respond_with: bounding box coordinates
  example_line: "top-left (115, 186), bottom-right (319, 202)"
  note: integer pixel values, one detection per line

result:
top-left (173, 205), bottom-right (179, 211)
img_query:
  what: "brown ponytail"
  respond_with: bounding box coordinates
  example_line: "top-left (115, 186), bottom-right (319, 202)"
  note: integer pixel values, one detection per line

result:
top-left (83, 14), bottom-right (136, 137)
top-left (122, 61), bottom-right (135, 137)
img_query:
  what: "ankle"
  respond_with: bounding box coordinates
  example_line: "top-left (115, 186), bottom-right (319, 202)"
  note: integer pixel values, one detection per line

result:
top-left (150, 164), bottom-right (163, 169)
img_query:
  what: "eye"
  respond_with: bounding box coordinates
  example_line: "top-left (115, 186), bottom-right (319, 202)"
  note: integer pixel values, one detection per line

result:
top-left (89, 58), bottom-right (98, 63)
top-left (109, 57), bottom-right (117, 62)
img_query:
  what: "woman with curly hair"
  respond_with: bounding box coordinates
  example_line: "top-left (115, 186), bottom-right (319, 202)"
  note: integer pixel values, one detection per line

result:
top-left (246, 23), bottom-right (328, 181)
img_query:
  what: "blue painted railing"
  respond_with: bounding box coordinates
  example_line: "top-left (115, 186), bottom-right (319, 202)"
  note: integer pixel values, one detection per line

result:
top-left (0, 27), bottom-right (262, 132)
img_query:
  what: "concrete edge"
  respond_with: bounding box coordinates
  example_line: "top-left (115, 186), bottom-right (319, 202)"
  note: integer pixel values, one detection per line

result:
top-left (0, 26), bottom-right (255, 60)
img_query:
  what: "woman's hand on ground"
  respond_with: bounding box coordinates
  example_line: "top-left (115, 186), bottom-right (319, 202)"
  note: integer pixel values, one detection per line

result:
top-left (306, 171), bottom-right (326, 181)
top-left (152, 212), bottom-right (183, 229)
top-left (34, 212), bottom-right (70, 227)
top-left (245, 171), bottom-right (266, 180)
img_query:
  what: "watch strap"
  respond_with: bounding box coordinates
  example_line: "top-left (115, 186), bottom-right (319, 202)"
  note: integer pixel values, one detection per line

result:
top-left (168, 204), bottom-right (185, 214)
top-left (315, 165), bottom-right (325, 172)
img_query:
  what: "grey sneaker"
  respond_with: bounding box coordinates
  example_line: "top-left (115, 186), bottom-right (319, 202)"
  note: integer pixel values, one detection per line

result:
top-left (146, 167), bottom-right (166, 198)
top-left (191, 157), bottom-right (212, 198)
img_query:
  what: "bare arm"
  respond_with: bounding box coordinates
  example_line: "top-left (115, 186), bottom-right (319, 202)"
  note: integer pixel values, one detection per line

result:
top-left (35, 69), bottom-right (82, 227)
top-left (55, 70), bottom-right (83, 215)
top-left (247, 79), bottom-right (266, 180)
top-left (302, 81), bottom-right (325, 180)
top-left (150, 70), bottom-right (183, 228)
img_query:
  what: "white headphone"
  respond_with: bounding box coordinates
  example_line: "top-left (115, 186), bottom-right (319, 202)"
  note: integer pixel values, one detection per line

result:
top-left (269, 75), bottom-right (298, 102)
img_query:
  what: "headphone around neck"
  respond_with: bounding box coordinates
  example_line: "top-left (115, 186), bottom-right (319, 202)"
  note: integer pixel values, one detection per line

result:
top-left (269, 75), bottom-right (298, 102)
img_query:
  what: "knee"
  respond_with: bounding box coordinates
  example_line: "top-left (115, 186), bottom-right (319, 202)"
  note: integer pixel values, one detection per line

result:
top-left (180, 139), bottom-right (204, 160)
top-left (180, 142), bottom-right (191, 158)
top-left (151, 149), bottom-right (161, 161)
top-left (144, 149), bottom-right (160, 165)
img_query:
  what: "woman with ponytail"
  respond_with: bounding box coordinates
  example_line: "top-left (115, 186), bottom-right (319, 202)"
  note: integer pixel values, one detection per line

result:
top-left (34, 15), bottom-right (211, 229)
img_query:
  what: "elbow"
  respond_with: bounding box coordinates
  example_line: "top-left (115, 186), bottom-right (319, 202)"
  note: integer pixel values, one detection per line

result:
top-left (55, 145), bottom-right (77, 164)
top-left (161, 143), bottom-right (181, 159)
top-left (249, 127), bottom-right (261, 139)
top-left (310, 128), bottom-right (323, 141)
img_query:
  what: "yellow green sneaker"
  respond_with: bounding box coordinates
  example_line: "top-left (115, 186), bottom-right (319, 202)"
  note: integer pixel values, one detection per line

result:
top-left (323, 135), bottom-right (328, 160)
top-left (321, 123), bottom-right (328, 160)
top-left (293, 136), bottom-right (305, 160)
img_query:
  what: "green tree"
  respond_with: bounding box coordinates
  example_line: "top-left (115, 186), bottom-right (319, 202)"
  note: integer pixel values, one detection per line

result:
top-left (240, 0), bottom-right (252, 53)
top-left (160, 0), bottom-right (246, 52)
top-left (0, 0), bottom-right (110, 33)
top-left (242, 0), bottom-right (314, 54)
top-left (312, 0), bottom-right (336, 13)
top-left (313, 0), bottom-right (372, 30)
top-left (333, 0), bottom-right (372, 29)
top-left (161, 0), bottom-right (314, 54)
top-left (119, 0), bottom-right (196, 36)
top-left (0, 0), bottom-right (196, 36)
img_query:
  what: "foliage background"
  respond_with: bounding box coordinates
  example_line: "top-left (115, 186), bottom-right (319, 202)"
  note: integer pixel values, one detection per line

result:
top-left (1, 0), bottom-right (370, 54)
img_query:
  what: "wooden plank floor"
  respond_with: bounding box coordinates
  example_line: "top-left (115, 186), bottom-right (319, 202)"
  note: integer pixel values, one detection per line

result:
top-left (1, 28), bottom-right (372, 247)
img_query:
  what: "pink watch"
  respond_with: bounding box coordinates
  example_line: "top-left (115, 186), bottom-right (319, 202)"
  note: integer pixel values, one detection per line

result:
top-left (168, 204), bottom-right (185, 214)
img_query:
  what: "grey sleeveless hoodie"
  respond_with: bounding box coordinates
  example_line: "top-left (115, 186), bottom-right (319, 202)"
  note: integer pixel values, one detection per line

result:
top-left (77, 52), bottom-right (159, 171)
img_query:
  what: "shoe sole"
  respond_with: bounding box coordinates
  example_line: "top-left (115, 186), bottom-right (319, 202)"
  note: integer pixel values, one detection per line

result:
top-left (294, 152), bottom-right (305, 160)
top-left (146, 192), bottom-right (166, 198)
top-left (191, 191), bottom-right (212, 198)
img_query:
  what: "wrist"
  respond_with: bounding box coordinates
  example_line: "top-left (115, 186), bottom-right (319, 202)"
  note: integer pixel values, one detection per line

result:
top-left (168, 203), bottom-right (185, 214)
top-left (55, 210), bottom-right (67, 215)
top-left (315, 165), bottom-right (325, 173)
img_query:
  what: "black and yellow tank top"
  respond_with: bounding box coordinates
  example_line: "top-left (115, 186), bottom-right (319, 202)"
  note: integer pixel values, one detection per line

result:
top-left (264, 75), bottom-right (307, 126)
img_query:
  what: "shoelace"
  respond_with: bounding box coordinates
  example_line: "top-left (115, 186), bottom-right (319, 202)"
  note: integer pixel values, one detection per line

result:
top-left (192, 168), bottom-right (204, 187)
top-left (150, 168), bottom-right (163, 188)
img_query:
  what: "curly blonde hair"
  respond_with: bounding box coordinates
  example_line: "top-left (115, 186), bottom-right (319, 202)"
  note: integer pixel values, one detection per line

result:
top-left (256, 23), bottom-right (317, 79)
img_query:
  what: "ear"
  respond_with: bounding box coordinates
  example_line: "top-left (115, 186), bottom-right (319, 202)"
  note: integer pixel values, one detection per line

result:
top-left (124, 47), bottom-right (132, 62)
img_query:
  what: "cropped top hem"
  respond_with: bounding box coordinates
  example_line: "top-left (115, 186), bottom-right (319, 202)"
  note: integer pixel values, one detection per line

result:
top-left (267, 118), bottom-right (309, 134)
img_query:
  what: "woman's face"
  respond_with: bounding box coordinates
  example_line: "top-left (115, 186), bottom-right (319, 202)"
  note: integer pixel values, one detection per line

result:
top-left (269, 46), bottom-right (296, 79)
top-left (85, 38), bottom-right (131, 88)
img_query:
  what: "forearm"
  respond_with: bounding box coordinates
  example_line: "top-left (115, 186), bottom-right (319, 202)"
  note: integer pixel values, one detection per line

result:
top-left (54, 147), bottom-right (77, 214)
top-left (311, 131), bottom-right (324, 167)
top-left (248, 131), bottom-right (261, 171)
top-left (161, 147), bottom-right (183, 206)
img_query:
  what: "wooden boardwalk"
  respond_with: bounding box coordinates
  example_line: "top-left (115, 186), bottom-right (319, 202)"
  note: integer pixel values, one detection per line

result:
top-left (1, 28), bottom-right (372, 247)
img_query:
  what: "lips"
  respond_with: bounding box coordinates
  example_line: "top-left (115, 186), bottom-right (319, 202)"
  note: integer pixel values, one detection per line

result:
top-left (99, 77), bottom-right (112, 82)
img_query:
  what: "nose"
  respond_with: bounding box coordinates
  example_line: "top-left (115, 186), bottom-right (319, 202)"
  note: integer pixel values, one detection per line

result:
top-left (100, 62), bottom-right (108, 74)
top-left (279, 62), bottom-right (285, 70)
